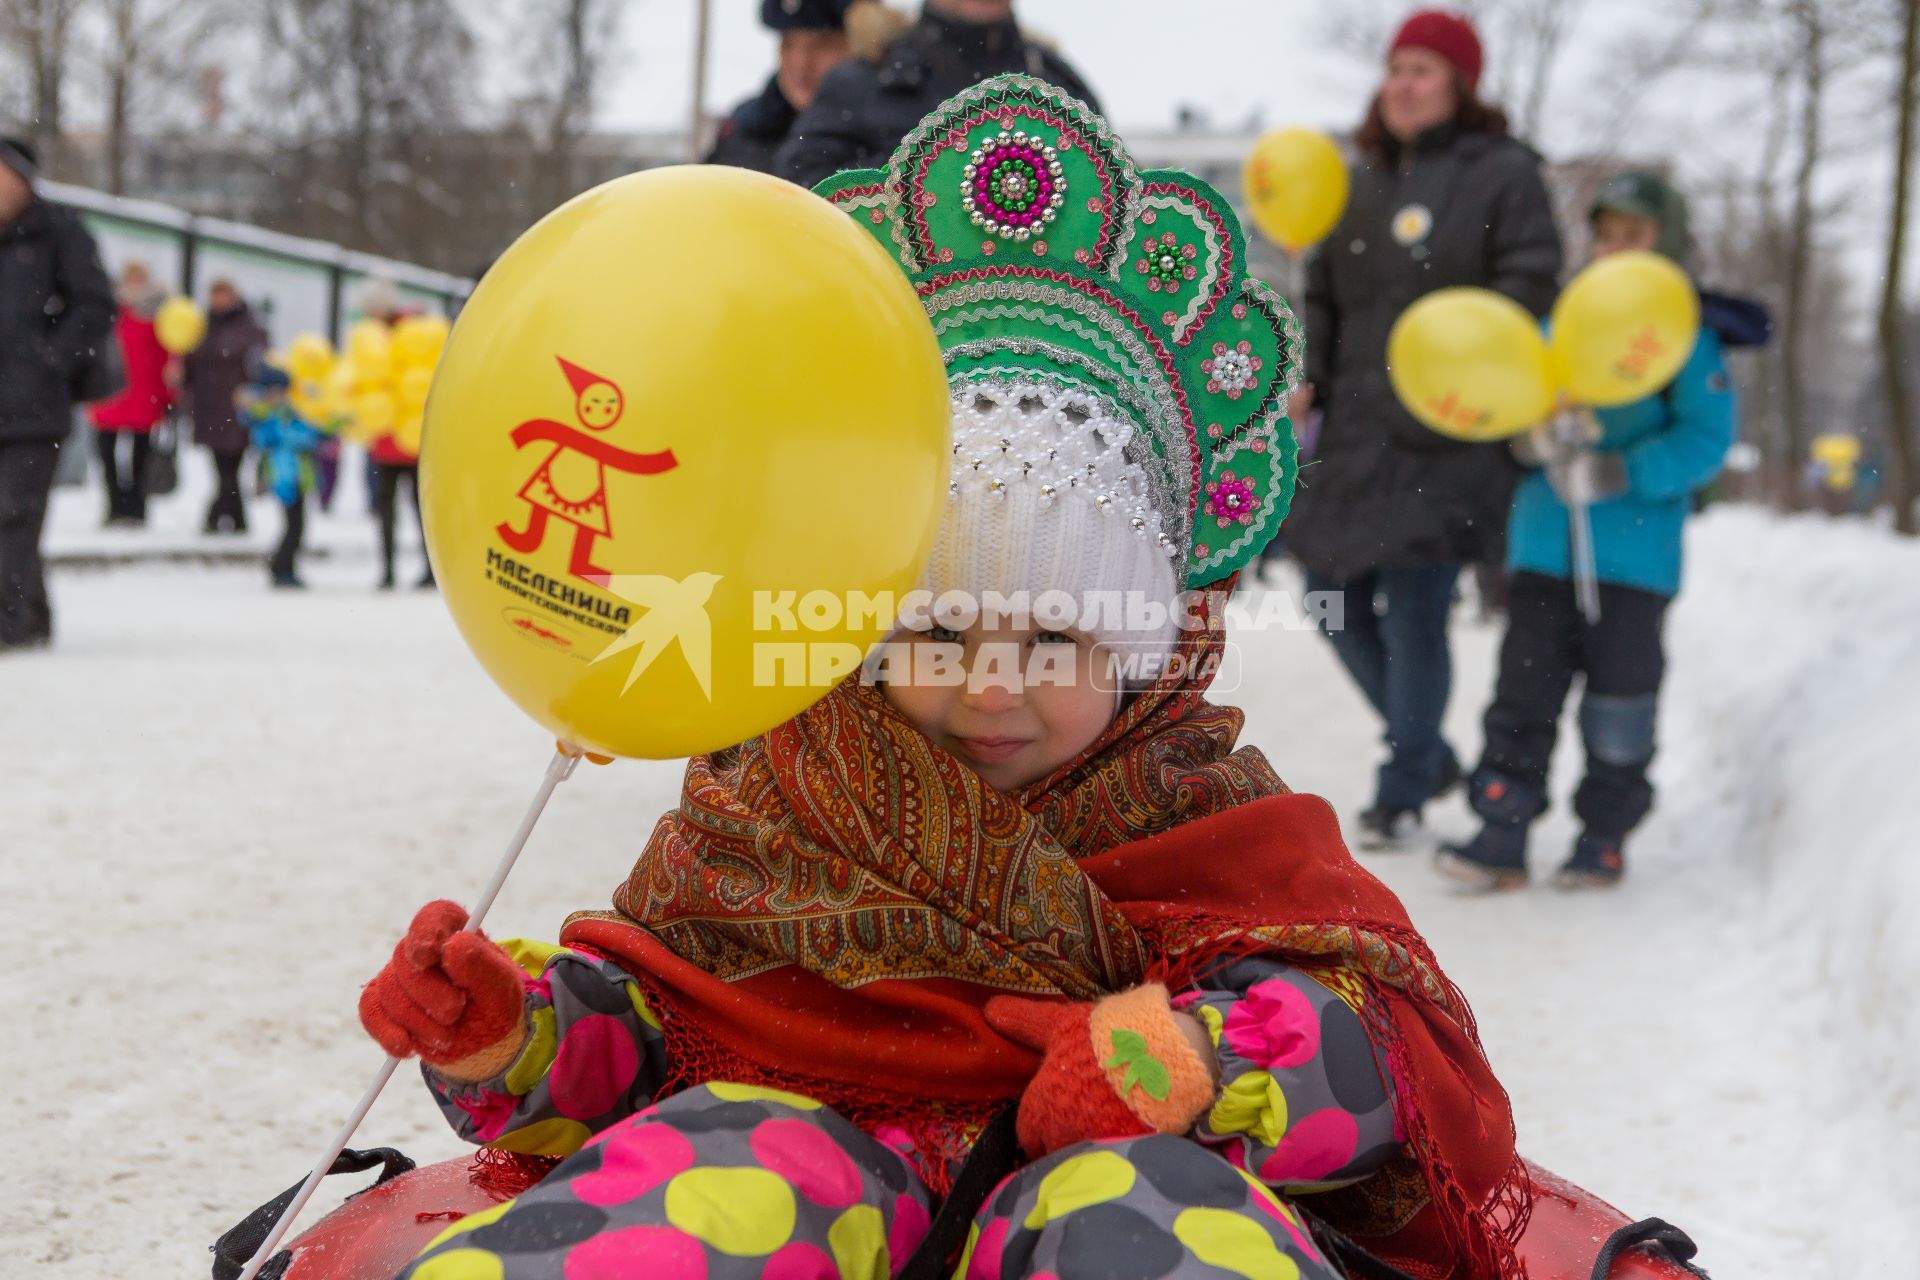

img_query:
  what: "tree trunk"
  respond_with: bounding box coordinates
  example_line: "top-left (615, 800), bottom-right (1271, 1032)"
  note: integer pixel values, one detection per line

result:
top-left (104, 1), bottom-right (136, 196)
top-left (1882, 0), bottom-right (1920, 536)
top-left (1779, 1), bottom-right (1825, 512)
top-left (25, 0), bottom-right (73, 169)
top-left (347, 0), bottom-right (377, 245)
top-left (107, 65), bottom-right (131, 195)
top-left (542, 0), bottom-right (594, 213)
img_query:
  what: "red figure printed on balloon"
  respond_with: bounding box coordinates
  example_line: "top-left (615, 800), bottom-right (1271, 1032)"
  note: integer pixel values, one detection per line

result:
top-left (495, 357), bottom-right (678, 580)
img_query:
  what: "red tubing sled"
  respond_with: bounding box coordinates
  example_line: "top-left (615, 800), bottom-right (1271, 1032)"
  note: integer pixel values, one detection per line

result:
top-left (221, 1151), bottom-right (1706, 1280)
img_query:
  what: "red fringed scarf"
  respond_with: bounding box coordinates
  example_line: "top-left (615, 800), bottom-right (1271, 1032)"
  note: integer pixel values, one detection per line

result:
top-left (561, 609), bottom-right (1529, 1278)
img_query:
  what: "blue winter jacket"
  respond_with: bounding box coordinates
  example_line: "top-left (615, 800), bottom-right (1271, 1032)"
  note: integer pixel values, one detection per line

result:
top-left (249, 404), bottom-right (327, 506)
top-left (1508, 328), bottom-right (1736, 597)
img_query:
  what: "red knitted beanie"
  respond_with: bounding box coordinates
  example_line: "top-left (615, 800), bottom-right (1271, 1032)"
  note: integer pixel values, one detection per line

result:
top-left (1390, 9), bottom-right (1484, 93)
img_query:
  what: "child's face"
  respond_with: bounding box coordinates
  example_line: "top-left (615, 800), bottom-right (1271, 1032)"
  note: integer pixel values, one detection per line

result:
top-left (878, 618), bottom-right (1119, 792)
top-left (1590, 209), bottom-right (1661, 259)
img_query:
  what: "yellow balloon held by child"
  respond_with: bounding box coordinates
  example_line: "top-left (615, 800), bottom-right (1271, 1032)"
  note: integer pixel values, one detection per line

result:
top-left (1241, 128), bottom-right (1349, 254)
top-left (1386, 289), bottom-right (1556, 441)
top-left (419, 165), bottom-right (951, 761)
top-left (1549, 251), bottom-right (1699, 408)
top-left (155, 296), bottom-right (207, 354)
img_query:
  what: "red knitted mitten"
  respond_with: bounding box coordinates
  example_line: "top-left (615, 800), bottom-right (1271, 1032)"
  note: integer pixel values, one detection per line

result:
top-left (985, 983), bottom-right (1218, 1159)
top-left (358, 900), bottom-right (525, 1069)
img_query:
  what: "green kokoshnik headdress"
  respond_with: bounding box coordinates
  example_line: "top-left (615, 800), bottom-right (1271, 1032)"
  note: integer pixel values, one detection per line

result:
top-left (815, 74), bottom-right (1301, 588)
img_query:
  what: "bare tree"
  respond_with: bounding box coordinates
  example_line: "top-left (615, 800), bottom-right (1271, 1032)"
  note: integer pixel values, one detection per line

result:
top-left (1498, 0), bottom-right (1595, 140)
top-left (0, 0), bottom-right (87, 168)
top-left (1881, 0), bottom-right (1920, 535)
top-left (516, 0), bottom-right (622, 214)
top-left (93, 0), bottom-right (231, 194)
top-left (1773, 0), bottom-right (1836, 509)
top-left (255, 0), bottom-right (477, 259)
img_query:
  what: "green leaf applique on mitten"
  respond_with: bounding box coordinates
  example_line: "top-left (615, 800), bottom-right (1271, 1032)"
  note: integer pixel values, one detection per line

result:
top-left (1105, 1028), bottom-right (1173, 1102)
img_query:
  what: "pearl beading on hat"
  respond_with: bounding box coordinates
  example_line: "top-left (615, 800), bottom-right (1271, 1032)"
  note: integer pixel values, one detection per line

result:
top-left (947, 379), bottom-right (1178, 561)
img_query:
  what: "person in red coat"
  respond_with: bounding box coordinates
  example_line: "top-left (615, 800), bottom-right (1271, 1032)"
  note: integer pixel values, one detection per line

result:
top-left (87, 260), bottom-right (174, 525)
top-left (368, 426), bottom-right (432, 590)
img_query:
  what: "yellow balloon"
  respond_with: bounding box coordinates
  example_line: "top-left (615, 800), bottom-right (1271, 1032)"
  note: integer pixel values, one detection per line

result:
top-left (347, 319), bottom-right (393, 385)
top-left (420, 165), bottom-right (950, 760)
top-left (398, 365), bottom-right (435, 412)
top-left (323, 362), bottom-right (358, 425)
top-left (1550, 251), bottom-right (1700, 408)
top-left (1388, 288), bottom-right (1556, 441)
top-left (1811, 433), bottom-right (1860, 467)
top-left (392, 314), bottom-right (450, 370)
top-left (352, 389), bottom-right (396, 438)
top-left (1241, 129), bottom-right (1350, 254)
top-left (286, 333), bottom-right (335, 383)
top-left (155, 297), bottom-right (207, 355)
top-left (289, 379), bottom-right (329, 424)
top-left (393, 409), bottom-right (424, 459)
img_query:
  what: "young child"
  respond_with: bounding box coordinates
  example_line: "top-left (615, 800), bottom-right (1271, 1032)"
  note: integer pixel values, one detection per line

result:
top-left (1438, 172), bottom-right (1769, 891)
top-left (359, 78), bottom-right (1526, 1280)
top-left (243, 364), bottom-right (326, 589)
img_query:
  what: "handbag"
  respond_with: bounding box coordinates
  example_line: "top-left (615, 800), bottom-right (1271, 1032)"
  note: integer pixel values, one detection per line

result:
top-left (145, 413), bottom-right (180, 496)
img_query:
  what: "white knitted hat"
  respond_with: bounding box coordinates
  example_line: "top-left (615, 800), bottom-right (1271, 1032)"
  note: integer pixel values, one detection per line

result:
top-left (916, 377), bottom-right (1183, 685)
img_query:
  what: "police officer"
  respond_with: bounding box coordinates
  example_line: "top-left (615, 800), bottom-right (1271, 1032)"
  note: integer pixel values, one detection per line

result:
top-left (706, 0), bottom-right (861, 173)
top-left (774, 0), bottom-right (1098, 189)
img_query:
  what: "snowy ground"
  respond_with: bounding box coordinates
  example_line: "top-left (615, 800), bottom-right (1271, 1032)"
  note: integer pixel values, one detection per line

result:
top-left (4, 473), bottom-right (1915, 1278)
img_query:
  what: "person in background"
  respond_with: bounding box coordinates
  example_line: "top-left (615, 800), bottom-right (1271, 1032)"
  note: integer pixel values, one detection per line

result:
top-left (0, 135), bottom-right (115, 652)
top-left (1438, 172), bottom-right (1770, 891)
top-left (774, 0), bottom-right (1098, 188)
top-left (706, 0), bottom-right (868, 172)
top-left (243, 364), bottom-right (326, 590)
top-left (1281, 10), bottom-right (1563, 850)
top-left (88, 260), bottom-right (174, 526)
top-left (371, 430), bottom-right (432, 591)
top-left (184, 278), bottom-right (267, 534)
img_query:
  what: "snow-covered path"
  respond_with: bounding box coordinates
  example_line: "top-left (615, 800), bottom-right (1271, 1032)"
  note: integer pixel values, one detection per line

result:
top-left (3, 502), bottom-right (1913, 1278)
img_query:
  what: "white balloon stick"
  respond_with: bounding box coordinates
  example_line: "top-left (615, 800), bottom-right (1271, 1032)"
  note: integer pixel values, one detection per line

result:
top-left (235, 745), bottom-right (585, 1280)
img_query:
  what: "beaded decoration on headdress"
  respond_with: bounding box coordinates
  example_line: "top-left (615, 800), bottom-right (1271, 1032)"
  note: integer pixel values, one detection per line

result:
top-left (816, 74), bottom-right (1302, 588)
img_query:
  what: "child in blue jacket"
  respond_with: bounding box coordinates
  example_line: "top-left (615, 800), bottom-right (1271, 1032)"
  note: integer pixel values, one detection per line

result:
top-left (1440, 172), bottom-right (1770, 891)
top-left (243, 364), bottom-right (327, 589)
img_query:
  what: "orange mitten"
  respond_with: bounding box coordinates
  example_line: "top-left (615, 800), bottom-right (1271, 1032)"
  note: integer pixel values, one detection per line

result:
top-left (985, 983), bottom-right (1217, 1159)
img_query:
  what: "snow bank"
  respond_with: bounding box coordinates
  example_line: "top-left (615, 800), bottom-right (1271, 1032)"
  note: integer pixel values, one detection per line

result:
top-left (1669, 508), bottom-right (1920, 1263)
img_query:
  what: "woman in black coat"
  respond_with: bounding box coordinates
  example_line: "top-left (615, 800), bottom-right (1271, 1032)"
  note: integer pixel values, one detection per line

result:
top-left (1283, 11), bottom-right (1563, 847)
top-left (183, 279), bottom-right (267, 534)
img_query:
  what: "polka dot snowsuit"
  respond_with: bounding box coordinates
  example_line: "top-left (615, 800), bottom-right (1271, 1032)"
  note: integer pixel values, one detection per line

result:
top-left (401, 945), bottom-right (1401, 1279)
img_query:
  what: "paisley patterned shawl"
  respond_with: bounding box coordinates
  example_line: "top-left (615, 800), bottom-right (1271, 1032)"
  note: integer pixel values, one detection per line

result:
top-left (612, 595), bottom-right (1277, 1001)
top-left (563, 598), bottom-right (1527, 1277)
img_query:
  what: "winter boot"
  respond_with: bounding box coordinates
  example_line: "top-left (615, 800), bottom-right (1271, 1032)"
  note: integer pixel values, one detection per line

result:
top-left (1552, 831), bottom-right (1626, 890)
top-left (1436, 768), bottom-right (1544, 892)
top-left (1436, 823), bottom-right (1529, 892)
top-left (1355, 804), bottom-right (1424, 852)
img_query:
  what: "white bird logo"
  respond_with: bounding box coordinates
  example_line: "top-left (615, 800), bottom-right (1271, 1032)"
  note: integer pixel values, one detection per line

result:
top-left (589, 572), bottom-right (724, 698)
